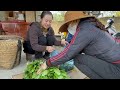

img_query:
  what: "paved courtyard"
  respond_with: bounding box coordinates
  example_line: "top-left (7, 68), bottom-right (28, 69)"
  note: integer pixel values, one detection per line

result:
top-left (0, 46), bottom-right (88, 79)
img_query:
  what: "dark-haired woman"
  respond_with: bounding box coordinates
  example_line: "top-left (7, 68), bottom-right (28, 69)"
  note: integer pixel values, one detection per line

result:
top-left (23, 11), bottom-right (68, 61)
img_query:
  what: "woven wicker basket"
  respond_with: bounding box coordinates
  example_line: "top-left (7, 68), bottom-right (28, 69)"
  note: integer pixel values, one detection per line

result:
top-left (0, 35), bottom-right (23, 69)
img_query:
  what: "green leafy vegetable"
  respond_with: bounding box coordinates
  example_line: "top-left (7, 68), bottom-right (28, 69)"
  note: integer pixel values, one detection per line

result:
top-left (24, 59), bottom-right (70, 79)
top-left (23, 59), bottom-right (44, 79)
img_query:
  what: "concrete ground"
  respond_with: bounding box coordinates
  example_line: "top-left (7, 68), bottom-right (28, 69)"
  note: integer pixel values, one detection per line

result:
top-left (0, 46), bottom-right (88, 79)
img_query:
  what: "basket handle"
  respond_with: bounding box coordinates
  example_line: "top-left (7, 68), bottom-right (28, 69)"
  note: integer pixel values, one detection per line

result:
top-left (12, 39), bottom-right (22, 68)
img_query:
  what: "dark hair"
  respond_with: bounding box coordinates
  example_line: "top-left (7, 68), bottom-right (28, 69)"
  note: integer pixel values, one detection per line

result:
top-left (80, 17), bottom-right (108, 32)
top-left (41, 11), bottom-right (53, 19)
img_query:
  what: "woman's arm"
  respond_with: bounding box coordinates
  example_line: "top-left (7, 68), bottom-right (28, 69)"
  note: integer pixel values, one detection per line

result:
top-left (46, 26), bottom-right (94, 67)
top-left (29, 24), bottom-right (47, 52)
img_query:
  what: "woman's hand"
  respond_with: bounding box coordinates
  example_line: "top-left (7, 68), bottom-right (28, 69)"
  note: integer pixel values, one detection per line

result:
top-left (61, 39), bottom-right (69, 46)
top-left (37, 61), bottom-right (47, 74)
top-left (46, 46), bottom-right (55, 52)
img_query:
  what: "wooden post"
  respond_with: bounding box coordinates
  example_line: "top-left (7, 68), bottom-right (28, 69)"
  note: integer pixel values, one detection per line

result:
top-left (25, 11), bottom-right (36, 22)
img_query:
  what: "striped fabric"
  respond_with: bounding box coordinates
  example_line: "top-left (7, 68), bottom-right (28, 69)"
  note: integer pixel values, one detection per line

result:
top-left (47, 20), bottom-right (120, 66)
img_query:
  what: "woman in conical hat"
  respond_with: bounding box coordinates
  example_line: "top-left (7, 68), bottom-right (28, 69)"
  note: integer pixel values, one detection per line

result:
top-left (39, 11), bottom-right (120, 79)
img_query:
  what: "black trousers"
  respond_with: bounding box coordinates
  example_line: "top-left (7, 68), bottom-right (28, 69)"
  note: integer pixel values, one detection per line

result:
top-left (74, 54), bottom-right (120, 79)
top-left (35, 35), bottom-right (56, 59)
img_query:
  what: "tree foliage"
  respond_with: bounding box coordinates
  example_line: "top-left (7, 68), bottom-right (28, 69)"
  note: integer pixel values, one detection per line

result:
top-left (52, 11), bottom-right (120, 21)
top-left (53, 11), bottom-right (66, 21)
top-left (114, 11), bottom-right (120, 17)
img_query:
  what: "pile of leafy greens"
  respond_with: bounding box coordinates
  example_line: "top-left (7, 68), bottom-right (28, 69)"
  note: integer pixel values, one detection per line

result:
top-left (24, 60), bottom-right (70, 79)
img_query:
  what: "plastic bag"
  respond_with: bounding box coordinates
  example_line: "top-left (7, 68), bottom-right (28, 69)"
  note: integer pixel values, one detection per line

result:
top-left (50, 50), bottom-right (74, 72)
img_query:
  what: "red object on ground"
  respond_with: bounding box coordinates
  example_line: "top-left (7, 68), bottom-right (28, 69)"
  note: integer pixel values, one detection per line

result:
top-left (0, 21), bottom-right (30, 40)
